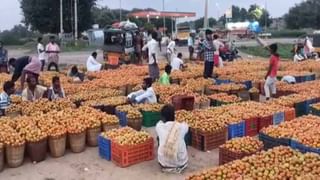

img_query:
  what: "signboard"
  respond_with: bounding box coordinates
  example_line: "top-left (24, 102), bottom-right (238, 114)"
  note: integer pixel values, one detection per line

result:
top-left (225, 8), bottom-right (232, 18)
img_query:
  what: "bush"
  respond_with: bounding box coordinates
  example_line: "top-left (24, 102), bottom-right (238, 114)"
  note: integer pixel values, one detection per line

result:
top-left (267, 29), bottom-right (307, 38)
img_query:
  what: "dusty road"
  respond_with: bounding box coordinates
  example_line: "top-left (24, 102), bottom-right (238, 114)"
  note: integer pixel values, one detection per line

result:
top-left (6, 38), bottom-right (295, 65)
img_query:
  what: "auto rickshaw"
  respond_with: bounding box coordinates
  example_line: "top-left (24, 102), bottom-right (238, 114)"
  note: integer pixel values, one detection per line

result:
top-left (103, 27), bottom-right (137, 68)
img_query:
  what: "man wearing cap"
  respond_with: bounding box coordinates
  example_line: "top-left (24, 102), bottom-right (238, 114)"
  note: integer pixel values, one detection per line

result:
top-left (202, 29), bottom-right (215, 78)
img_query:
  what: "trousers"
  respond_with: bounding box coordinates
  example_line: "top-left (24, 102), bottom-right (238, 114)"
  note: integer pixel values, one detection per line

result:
top-left (203, 61), bottom-right (214, 78)
top-left (264, 76), bottom-right (277, 98)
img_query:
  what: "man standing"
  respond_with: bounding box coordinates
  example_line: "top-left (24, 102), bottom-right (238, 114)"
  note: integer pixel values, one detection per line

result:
top-left (156, 28), bottom-right (162, 52)
top-left (0, 41), bottom-right (8, 73)
top-left (134, 31), bottom-right (143, 64)
top-left (203, 30), bottom-right (215, 78)
top-left (264, 44), bottom-right (280, 101)
top-left (37, 37), bottom-right (46, 71)
top-left (46, 36), bottom-right (60, 72)
top-left (188, 33), bottom-right (195, 60)
top-left (142, 32), bottom-right (160, 81)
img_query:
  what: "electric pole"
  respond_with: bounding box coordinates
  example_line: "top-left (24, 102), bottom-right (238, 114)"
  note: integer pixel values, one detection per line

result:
top-left (204, 0), bottom-right (208, 28)
top-left (120, 0), bottom-right (122, 21)
top-left (264, 0), bottom-right (267, 32)
top-left (74, 0), bottom-right (78, 40)
top-left (163, 0), bottom-right (166, 35)
top-left (60, 0), bottom-right (64, 34)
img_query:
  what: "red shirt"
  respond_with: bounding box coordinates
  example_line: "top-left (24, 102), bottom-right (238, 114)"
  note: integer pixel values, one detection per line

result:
top-left (269, 55), bottom-right (279, 78)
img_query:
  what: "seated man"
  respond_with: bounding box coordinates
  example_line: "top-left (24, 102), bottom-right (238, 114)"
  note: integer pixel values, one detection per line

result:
top-left (159, 65), bottom-right (172, 85)
top-left (48, 76), bottom-right (65, 101)
top-left (171, 53), bottom-right (185, 71)
top-left (68, 65), bottom-right (85, 82)
top-left (156, 105), bottom-right (189, 173)
top-left (22, 76), bottom-right (47, 102)
top-left (281, 75), bottom-right (296, 84)
top-left (86, 52), bottom-right (102, 72)
top-left (0, 81), bottom-right (15, 116)
top-left (127, 77), bottom-right (157, 104)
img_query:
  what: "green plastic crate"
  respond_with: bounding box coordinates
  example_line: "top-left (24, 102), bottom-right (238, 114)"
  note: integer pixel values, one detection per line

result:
top-left (142, 111), bottom-right (161, 127)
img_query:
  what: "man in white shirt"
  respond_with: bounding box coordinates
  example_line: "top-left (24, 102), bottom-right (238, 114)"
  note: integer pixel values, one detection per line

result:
top-left (281, 75), bottom-right (296, 84)
top-left (86, 52), bottom-right (102, 72)
top-left (156, 105), bottom-right (189, 173)
top-left (171, 53), bottom-right (184, 71)
top-left (127, 77), bottom-right (157, 104)
top-left (37, 37), bottom-right (46, 71)
top-left (166, 38), bottom-right (178, 63)
top-left (142, 32), bottom-right (160, 81)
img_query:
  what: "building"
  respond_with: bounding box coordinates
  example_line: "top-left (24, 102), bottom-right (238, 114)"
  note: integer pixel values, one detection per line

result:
top-left (270, 18), bottom-right (286, 30)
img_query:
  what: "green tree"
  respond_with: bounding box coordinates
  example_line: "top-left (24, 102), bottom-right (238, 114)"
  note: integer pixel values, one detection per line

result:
top-left (239, 8), bottom-right (248, 21)
top-left (20, 0), bottom-right (96, 33)
top-left (285, 0), bottom-right (320, 29)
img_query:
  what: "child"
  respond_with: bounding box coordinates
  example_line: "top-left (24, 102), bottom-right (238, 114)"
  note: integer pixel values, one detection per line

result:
top-left (159, 65), bottom-right (172, 85)
top-left (0, 81), bottom-right (15, 116)
top-left (156, 105), bottom-right (189, 173)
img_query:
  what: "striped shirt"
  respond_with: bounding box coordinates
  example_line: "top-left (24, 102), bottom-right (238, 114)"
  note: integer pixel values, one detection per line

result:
top-left (0, 92), bottom-right (10, 110)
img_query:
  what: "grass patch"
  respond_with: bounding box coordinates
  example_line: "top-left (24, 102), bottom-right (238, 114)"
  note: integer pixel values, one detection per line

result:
top-left (239, 44), bottom-right (293, 60)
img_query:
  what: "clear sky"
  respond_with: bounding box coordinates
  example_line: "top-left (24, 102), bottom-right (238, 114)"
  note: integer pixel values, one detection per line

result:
top-left (0, 0), bottom-right (303, 31)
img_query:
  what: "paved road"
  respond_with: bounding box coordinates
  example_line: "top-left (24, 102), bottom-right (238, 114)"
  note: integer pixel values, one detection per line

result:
top-left (6, 38), bottom-right (295, 65)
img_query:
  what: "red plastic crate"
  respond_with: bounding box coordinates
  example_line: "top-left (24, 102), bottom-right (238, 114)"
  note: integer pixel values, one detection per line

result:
top-left (191, 128), bottom-right (227, 151)
top-left (258, 115), bottom-right (273, 132)
top-left (284, 108), bottom-right (296, 121)
top-left (219, 146), bottom-right (262, 165)
top-left (172, 95), bottom-right (195, 111)
top-left (245, 118), bottom-right (258, 136)
top-left (111, 138), bottom-right (154, 168)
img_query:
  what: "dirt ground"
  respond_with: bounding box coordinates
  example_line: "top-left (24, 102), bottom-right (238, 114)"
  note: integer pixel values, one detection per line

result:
top-left (0, 127), bottom-right (219, 180)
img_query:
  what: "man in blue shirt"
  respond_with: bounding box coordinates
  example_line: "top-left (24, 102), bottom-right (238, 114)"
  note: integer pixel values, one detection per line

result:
top-left (0, 81), bottom-right (15, 116)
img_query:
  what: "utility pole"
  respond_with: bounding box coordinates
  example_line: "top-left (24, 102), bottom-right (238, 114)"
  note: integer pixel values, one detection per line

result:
top-left (74, 0), bottom-right (78, 41)
top-left (60, 0), bottom-right (64, 34)
top-left (120, 0), bottom-right (122, 21)
top-left (163, 0), bottom-right (166, 35)
top-left (264, 0), bottom-right (267, 32)
top-left (204, 0), bottom-right (208, 28)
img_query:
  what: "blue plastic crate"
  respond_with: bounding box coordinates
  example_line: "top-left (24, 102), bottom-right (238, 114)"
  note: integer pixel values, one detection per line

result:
top-left (98, 136), bottom-right (111, 160)
top-left (115, 110), bottom-right (127, 127)
top-left (305, 74), bottom-right (316, 82)
top-left (295, 76), bottom-right (304, 83)
top-left (273, 112), bottom-right (285, 125)
top-left (294, 101), bottom-right (309, 117)
top-left (291, 140), bottom-right (320, 154)
top-left (259, 133), bottom-right (291, 150)
top-left (242, 80), bottom-right (252, 90)
top-left (291, 140), bottom-right (308, 153)
top-left (215, 79), bottom-right (232, 85)
top-left (228, 121), bottom-right (245, 139)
